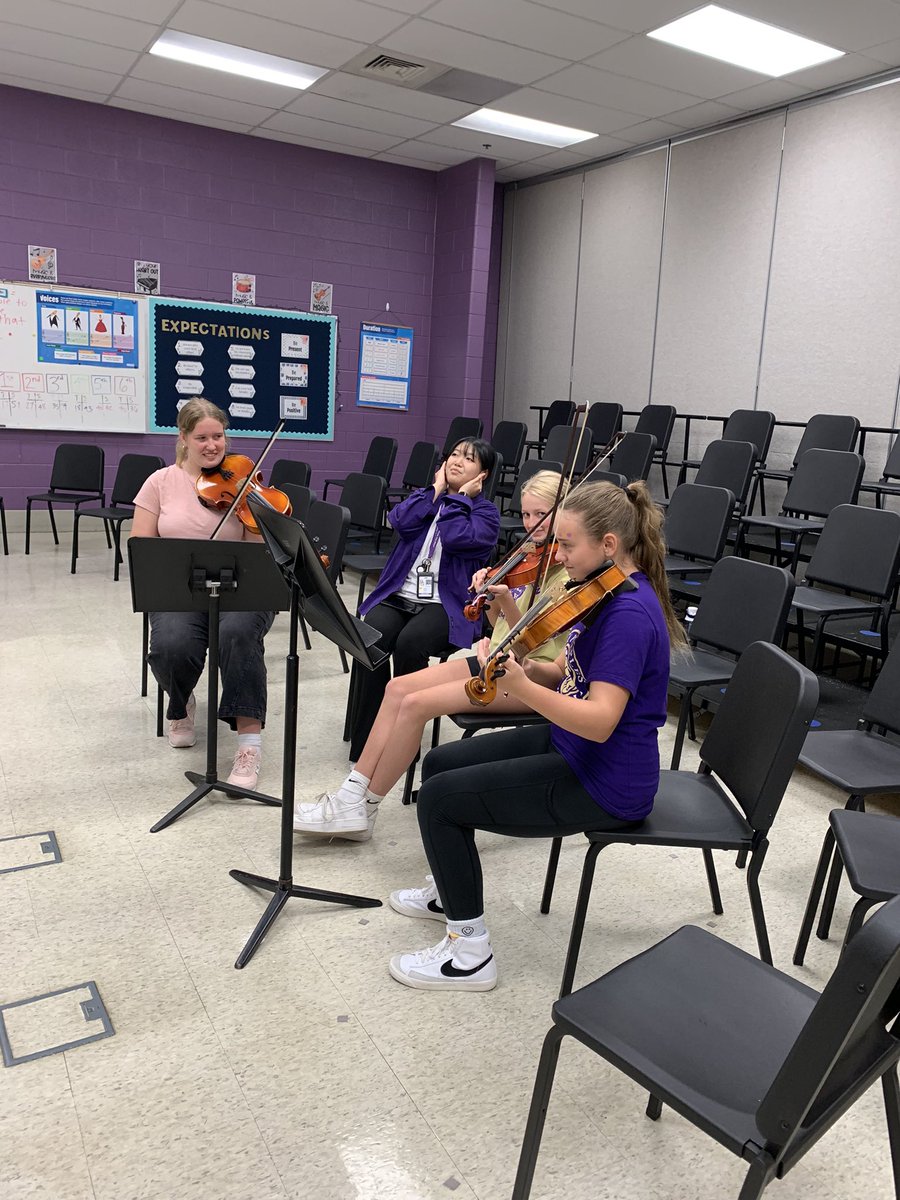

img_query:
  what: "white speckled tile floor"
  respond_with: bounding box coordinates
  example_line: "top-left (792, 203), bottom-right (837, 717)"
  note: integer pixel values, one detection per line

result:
top-left (1, 527), bottom-right (897, 1199)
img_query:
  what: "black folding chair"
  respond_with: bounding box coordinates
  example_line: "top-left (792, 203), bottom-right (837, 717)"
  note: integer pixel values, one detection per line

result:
top-left (607, 432), bottom-right (656, 483)
top-left (542, 641), bottom-right (818, 995)
top-left (303, 498), bottom-right (351, 669)
top-left (25, 443), bottom-right (105, 554)
top-left (751, 413), bottom-right (859, 515)
top-left (341, 471), bottom-right (388, 553)
top-left (385, 441), bottom-right (439, 507)
top-left (489, 420), bottom-right (527, 492)
top-left (71, 453), bottom-right (164, 580)
top-left (663, 483), bottom-right (735, 580)
top-left (323, 435), bottom-right (396, 500)
top-left (269, 458), bottom-right (311, 490)
top-left (441, 416), bottom-right (483, 458)
top-left (667, 438), bottom-right (756, 513)
top-left (634, 404), bottom-right (676, 496)
top-left (860, 436), bottom-right (900, 509)
top-left (279, 482), bottom-right (315, 526)
top-left (676, 408), bottom-right (775, 482)
top-left (542, 425), bottom-right (594, 479)
top-left (585, 402), bottom-right (623, 450)
top-left (523, 401), bottom-right (574, 459)
top-left (514, 895), bottom-right (900, 1200)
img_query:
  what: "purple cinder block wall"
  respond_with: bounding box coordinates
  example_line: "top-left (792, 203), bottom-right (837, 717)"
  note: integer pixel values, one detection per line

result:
top-left (0, 85), bottom-right (503, 510)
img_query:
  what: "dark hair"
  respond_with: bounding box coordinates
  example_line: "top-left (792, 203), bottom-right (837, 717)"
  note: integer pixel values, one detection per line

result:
top-left (449, 437), bottom-right (496, 478)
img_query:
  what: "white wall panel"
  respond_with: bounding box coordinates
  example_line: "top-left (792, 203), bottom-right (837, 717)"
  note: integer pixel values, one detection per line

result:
top-left (571, 149), bottom-right (667, 414)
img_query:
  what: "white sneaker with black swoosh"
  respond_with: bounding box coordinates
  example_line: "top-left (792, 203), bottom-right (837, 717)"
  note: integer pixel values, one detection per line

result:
top-left (389, 932), bottom-right (497, 992)
top-left (389, 875), bottom-right (446, 921)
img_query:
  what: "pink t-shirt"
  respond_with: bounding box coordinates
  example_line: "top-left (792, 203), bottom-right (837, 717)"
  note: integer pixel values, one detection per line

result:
top-left (133, 464), bottom-right (248, 541)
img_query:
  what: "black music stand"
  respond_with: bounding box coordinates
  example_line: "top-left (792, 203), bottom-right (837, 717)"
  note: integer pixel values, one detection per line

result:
top-left (227, 496), bottom-right (386, 968)
top-left (128, 538), bottom-right (289, 833)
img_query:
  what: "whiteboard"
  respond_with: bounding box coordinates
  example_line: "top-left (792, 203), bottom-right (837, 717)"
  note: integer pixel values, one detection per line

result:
top-left (0, 281), bottom-right (148, 432)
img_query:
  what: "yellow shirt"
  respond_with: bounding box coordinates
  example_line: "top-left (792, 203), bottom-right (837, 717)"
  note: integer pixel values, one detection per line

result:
top-left (487, 562), bottom-right (569, 663)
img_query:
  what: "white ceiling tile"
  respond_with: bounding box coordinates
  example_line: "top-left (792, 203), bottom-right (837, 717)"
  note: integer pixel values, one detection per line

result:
top-left (128, 51), bottom-right (306, 107)
top-left (549, 133), bottom-right (632, 159)
top-left (108, 97), bottom-right (253, 132)
top-left (253, 127), bottom-right (377, 156)
top-left (366, 0), bottom-right (437, 12)
top-left (0, 48), bottom-right (122, 93)
top-left (64, 0), bottom-right (175, 19)
top-left (313, 72), bottom-right (475, 122)
top-left (0, 73), bottom-right (111, 103)
top-left (422, 0), bottom-right (627, 60)
top-left (0, 0), bottom-right (156, 51)
top-left (419, 124), bottom-right (553, 159)
top-left (524, 0), bottom-right (695, 36)
top-left (521, 146), bottom-right (602, 170)
top-left (487, 86), bottom-right (644, 134)
top-left (783, 52), bottom-right (895, 90)
top-left (495, 161), bottom-right (548, 181)
top-left (286, 93), bottom-right (438, 137)
top-left (372, 151), bottom-right (446, 170)
top-left (115, 77), bottom-right (277, 126)
top-left (664, 98), bottom-right (743, 130)
top-left (609, 116), bottom-right (684, 144)
top-left (379, 138), bottom-right (483, 165)
top-left (735, 0), bottom-right (900, 55)
top-left (714, 78), bottom-right (808, 111)
top-left (260, 110), bottom-right (404, 150)
top-left (0, 24), bottom-right (138, 73)
top-left (203, 0), bottom-right (411, 44)
top-left (862, 38), bottom-right (900, 66)
top-left (380, 20), bottom-right (570, 85)
top-left (535, 63), bottom-right (701, 117)
top-left (171, 0), bottom-right (369, 69)
top-left (586, 33), bottom-right (766, 99)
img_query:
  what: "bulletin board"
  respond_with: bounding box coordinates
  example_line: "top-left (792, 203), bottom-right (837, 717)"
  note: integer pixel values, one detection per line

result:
top-left (149, 297), bottom-right (337, 440)
top-left (0, 281), bottom-right (148, 433)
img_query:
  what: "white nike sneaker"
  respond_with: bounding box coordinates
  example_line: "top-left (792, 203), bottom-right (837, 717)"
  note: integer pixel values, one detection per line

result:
top-left (389, 932), bottom-right (497, 992)
top-left (389, 875), bottom-right (446, 921)
top-left (293, 792), bottom-right (368, 836)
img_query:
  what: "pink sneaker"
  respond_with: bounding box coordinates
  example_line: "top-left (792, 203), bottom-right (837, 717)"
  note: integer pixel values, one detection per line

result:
top-left (226, 746), bottom-right (261, 790)
top-left (167, 694), bottom-right (196, 748)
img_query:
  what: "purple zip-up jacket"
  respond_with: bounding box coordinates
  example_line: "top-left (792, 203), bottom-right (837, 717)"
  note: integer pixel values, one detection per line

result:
top-left (359, 486), bottom-right (501, 649)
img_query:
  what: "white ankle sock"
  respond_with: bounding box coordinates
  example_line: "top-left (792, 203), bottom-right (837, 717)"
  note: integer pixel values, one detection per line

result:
top-left (237, 733), bottom-right (262, 750)
top-left (364, 790), bottom-right (384, 805)
top-left (337, 770), bottom-right (370, 802)
top-left (448, 916), bottom-right (486, 939)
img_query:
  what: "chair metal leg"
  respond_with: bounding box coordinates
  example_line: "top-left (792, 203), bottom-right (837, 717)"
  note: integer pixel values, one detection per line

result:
top-left (818, 839), bottom-right (846, 941)
top-left (793, 826), bottom-right (836, 965)
top-left (298, 612), bottom-right (312, 651)
top-left (141, 613), bottom-right (149, 697)
top-left (812, 616), bottom-right (828, 674)
top-left (25, 499), bottom-right (32, 554)
top-left (746, 840), bottom-right (773, 964)
top-left (112, 521), bottom-right (124, 582)
top-left (101, 514), bottom-right (112, 549)
top-left (670, 693), bottom-right (692, 769)
top-left (339, 647), bottom-right (349, 674)
top-left (47, 501), bottom-right (59, 545)
top-left (738, 1155), bottom-right (776, 1200)
top-left (431, 715), bottom-right (442, 749)
top-left (401, 756), bottom-right (417, 806)
top-left (843, 896), bottom-right (878, 949)
top-left (703, 848), bottom-right (724, 915)
top-left (882, 1066), bottom-right (900, 1200)
top-left (794, 609), bottom-right (807, 666)
top-left (511, 1026), bottom-right (566, 1200)
top-left (156, 684), bottom-right (164, 737)
top-left (0, 498), bottom-right (8, 555)
top-left (70, 513), bottom-right (80, 574)
top-left (559, 840), bottom-right (605, 998)
top-left (540, 837), bottom-right (563, 914)
top-left (645, 1094), bottom-right (663, 1121)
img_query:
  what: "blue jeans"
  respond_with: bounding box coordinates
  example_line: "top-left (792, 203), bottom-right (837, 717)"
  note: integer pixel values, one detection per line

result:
top-left (148, 609), bottom-right (275, 729)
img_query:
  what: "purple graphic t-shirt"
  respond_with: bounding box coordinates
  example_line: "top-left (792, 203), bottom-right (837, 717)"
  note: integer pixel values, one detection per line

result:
top-left (550, 573), bottom-right (670, 820)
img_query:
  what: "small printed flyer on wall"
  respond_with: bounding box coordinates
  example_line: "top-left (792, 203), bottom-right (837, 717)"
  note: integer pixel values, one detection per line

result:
top-left (357, 322), bottom-right (413, 410)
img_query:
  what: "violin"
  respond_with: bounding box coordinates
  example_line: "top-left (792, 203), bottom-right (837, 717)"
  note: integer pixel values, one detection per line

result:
top-left (196, 453), bottom-right (292, 535)
top-left (464, 562), bottom-right (637, 707)
top-left (463, 541), bottom-right (559, 622)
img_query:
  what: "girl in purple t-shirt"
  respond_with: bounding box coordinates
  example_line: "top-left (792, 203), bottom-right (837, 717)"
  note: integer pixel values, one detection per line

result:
top-left (386, 480), bottom-right (687, 993)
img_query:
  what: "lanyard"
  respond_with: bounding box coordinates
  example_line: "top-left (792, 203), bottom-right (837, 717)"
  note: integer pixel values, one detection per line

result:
top-left (419, 511), bottom-right (442, 573)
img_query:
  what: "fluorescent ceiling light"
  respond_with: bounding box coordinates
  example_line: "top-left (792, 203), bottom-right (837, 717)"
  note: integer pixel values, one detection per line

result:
top-left (647, 5), bottom-right (844, 77)
top-left (453, 108), bottom-right (596, 148)
top-left (150, 31), bottom-right (327, 90)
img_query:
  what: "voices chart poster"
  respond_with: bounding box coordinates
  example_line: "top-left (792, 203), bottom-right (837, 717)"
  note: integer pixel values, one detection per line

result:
top-left (37, 291), bottom-right (139, 369)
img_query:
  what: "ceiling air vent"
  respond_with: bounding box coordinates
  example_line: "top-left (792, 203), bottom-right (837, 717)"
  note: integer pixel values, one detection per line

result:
top-left (344, 48), bottom-right (449, 89)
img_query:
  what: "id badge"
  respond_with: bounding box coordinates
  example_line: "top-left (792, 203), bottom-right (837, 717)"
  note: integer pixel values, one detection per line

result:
top-left (416, 571), bottom-right (435, 600)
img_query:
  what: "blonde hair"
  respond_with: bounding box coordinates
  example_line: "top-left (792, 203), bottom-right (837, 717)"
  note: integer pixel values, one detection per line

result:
top-left (560, 480), bottom-right (687, 649)
top-left (175, 397), bottom-right (229, 466)
top-left (520, 470), bottom-right (569, 509)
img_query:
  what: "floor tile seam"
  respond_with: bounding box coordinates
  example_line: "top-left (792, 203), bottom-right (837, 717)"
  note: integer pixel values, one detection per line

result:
top-left (63, 1054), bottom-right (100, 1200)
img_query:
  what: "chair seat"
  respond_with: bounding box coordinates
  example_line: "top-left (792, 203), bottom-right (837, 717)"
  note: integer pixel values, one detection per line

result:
top-left (76, 504), bottom-right (134, 521)
top-left (27, 490), bottom-right (102, 503)
top-left (668, 648), bottom-right (737, 691)
top-left (587, 771), bottom-right (751, 849)
top-left (832, 810), bottom-right (900, 901)
top-left (740, 514), bottom-right (825, 534)
top-left (499, 515), bottom-right (525, 533)
top-left (799, 729), bottom-right (900, 795)
top-left (450, 711), bottom-right (547, 733)
top-left (664, 554), bottom-right (715, 576)
top-left (555, 925), bottom-right (818, 1155)
top-left (860, 480), bottom-right (900, 496)
top-left (791, 585), bottom-right (881, 618)
top-left (343, 553), bottom-right (389, 573)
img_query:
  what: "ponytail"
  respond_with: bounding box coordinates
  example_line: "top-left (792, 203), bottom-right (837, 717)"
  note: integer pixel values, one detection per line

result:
top-left (560, 481), bottom-right (688, 651)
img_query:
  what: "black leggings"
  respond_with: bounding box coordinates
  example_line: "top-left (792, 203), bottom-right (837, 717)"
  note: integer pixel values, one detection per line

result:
top-left (417, 725), bottom-right (642, 921)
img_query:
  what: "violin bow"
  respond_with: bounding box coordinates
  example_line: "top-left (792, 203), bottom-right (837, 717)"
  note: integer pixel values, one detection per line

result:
top-left (210, 419), bottom-right (286, 540)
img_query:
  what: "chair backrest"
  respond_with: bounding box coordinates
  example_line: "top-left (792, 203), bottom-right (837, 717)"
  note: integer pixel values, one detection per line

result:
top-left (361, 436), bottom-right (397, 484)
top-left (591, 469), bottom-right (628, 488)
top-left (694, 440), bottom-right (755, 506)
top-left (782, 449), bottom-right (864, 517)
top-left (634, 404), bottom-right (676, 452)
top-left (791, 413), bottom-right (860, 467)
top-left (861, 643), bottom-right (900, 735)
top-left (539, 400), bottom-right (575, 440)
top-left (442, 416), bottom-right (484, 458)
top-left (269, 458), bottom-right (311, 490)
top-left (401, 441), bottom-right (440, 490)
top-left (482, 454), bottom-right (503, 503)
top-left (722, 409), bottom-right (775, 463)
top-left (805, 504), bottom-right (900, 600)
top-left (881, 436), bottom-right (900, 482)
top-left (690, 556), bottom-right (795, 658)
top-left (543, 425), bottom-right (594, 476)
top-left (699, 640), bottom-right (818, 832)
top-left (304, 499), bottom-right (349, 582)
top-left (585, 402), bottom-right (623, 449)
top-left (754, 894), bottom-right (900, 1166)
top-left (609, 432), bottom-right (656, 481)
top-left (510, 459), bottom-right (562, 513)
top-left (110, 454), bottom-right (165, 507)
top-left (280, 482), bottom-right (315, 525)
top-left (340, 472), bottom-right (386, 532)
top-left (491, 421), bottom-right (527, 473)
top-left (664, 483), bottom-right (735, 562)
top-left (49, 443), bottom-right (104, 492)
